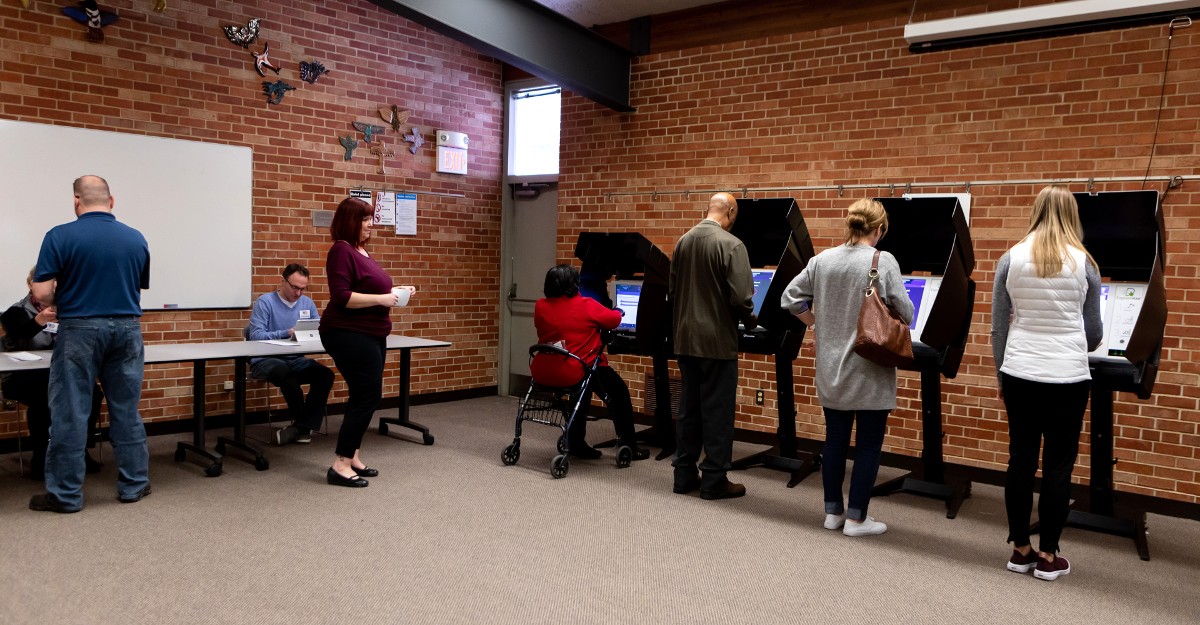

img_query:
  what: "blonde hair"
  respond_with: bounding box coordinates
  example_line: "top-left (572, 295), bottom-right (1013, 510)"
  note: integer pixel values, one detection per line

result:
top-left (1023, 185), bottom-right (1098, 278)
top-left (25, 266), bottom-right (35, 288)
top-left (844, 198), bottom-right (888, 244)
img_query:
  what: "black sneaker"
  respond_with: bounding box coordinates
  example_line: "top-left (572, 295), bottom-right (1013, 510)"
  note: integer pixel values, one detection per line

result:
top-left (274, 426), bottom-right (300, 446)
top-left (29, 493), bottom-right (80, 514)
top-left (1007, 548), bottom-right (1039, 574)
top-left (295, 429), bottom-right (312, 444)
top-left (118, 484), bottom-right (152, 504)
top-left (1034, 554), bottom-right (1071, 581)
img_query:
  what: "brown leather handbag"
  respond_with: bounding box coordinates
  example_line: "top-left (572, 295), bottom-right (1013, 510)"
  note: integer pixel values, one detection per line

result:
top-left (853, 250), bottom-right (914, 368)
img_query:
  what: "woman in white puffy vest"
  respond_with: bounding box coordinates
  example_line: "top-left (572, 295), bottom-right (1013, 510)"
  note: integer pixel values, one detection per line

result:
top-left (991, 185), bottom-right (1103, 582)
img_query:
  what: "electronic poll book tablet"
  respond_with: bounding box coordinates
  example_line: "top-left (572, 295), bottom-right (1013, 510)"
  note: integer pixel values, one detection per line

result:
top-left (292, 319), bottom-right (321, 342)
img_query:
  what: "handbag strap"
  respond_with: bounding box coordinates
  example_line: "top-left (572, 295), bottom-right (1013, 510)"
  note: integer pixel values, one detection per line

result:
top-left (865, 249), bottom-right (882, 296)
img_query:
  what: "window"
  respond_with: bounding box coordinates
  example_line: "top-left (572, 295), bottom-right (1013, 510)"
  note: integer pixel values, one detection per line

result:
top-left (508, 85), bottom-right (560, 176)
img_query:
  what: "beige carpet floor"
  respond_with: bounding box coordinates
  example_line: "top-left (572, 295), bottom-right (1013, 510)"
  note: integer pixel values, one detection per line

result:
top-left (1, 396), bottom-right (1197, 625)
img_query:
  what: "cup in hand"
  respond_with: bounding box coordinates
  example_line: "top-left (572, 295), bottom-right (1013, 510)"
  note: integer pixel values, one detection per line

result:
top-left (391, 286), bottom-right (411, 307)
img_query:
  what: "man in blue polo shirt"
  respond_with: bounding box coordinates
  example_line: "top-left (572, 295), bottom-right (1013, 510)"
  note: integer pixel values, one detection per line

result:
top-left (29, 175), bottom-right (151, 513)
top-left (247, 263), bottom-right (334, 446)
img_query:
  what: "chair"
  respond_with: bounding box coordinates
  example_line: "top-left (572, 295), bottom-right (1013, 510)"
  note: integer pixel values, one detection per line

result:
top-left (0, 388), bottom-right (28, 476)
top-left (242, 324), bottom-right (328, 436)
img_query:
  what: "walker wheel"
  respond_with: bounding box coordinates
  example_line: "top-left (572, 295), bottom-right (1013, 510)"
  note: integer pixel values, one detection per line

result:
top-left (556, 435), bottom-right (567, 454)
top-left (616, 445), bottom-right (632, 469)
top-left (501, 444), bottom-right (520, 466)
top-left (551, 454), bottom-right (569, 479)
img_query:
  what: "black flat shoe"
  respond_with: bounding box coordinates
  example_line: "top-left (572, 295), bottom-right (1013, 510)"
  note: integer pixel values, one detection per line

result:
top-left (327, 467), bottom-right (368, 488)
top-left (630, 447), bottom-right (650, 461)
top-left (351, 466), bottom-right (379, 478)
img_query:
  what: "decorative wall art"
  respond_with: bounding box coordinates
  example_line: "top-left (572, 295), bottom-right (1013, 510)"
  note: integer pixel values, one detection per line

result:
top-left (262, 80), bottom-right (295, 105)
top-left (299, 60), bottom-right (330, 84)
top-left (351, 121), bottom-right (386, 144)
top-left (223, 17), bottom-right (260, 48)
top-left (251, 42), bottom-right (281, 77)
top-left (338, 136), bottom-right (360, 161)
top-left (369, 141), bottom-right (395, 175)
top-left (378, 105), bottom-right (410, 133)
top-left (62, 0), bottom-right (118, 43)
top-left (402, 127), bottom-right (424, 154)
top-left (153, 0), bottom-right (166, 12)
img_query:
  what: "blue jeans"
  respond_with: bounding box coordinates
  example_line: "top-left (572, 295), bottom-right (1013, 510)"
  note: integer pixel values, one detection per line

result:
top-left (46, 317), bottom-right (148, 509)
top-left (822, 407), bottom-right (889, 521)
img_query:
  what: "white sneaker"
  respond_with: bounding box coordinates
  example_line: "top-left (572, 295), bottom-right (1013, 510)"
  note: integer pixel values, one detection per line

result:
top-left (824, 513), bottom-right (846, 530)
top-left (843, 516), bottom-right (888, 536)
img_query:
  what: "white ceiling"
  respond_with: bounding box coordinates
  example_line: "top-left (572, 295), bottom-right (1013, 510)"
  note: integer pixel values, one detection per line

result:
top-left (532, 0), bottom-right (719, 28)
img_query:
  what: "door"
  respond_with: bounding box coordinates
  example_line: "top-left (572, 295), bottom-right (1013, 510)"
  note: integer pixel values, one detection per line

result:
top-left (499, 184), bottom-right (557, 396)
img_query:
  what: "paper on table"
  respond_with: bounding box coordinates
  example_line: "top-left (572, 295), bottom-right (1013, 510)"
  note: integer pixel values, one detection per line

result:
top-left (262, 340), bottom-right (302, 346)
top-left (6, 351), bottom-right (43, 361)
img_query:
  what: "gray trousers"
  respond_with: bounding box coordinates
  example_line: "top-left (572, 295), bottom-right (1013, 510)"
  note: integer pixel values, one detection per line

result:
top-left (672, 355), bottom-right (738, 490)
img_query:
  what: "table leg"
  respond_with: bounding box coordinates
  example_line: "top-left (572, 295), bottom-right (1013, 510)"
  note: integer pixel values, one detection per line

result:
top-left (378, 348), bottom-right (434, 445)
top-left (216, 356), bottom-right (269, 470)
top-left (174, 360), bottom-right (224, 477)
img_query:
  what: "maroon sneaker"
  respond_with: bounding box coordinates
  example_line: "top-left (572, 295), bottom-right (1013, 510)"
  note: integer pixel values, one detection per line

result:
top-left (1007, 549), bottom-right (1039, 574)
top-left (1034, 555), bottom-right (1071, 581)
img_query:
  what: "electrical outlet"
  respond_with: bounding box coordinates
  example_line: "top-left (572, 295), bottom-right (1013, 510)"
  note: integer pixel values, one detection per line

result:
top-left (223, 380), bottom-right (234, 391)
top-left (755, 389), bottom-right (764, 406)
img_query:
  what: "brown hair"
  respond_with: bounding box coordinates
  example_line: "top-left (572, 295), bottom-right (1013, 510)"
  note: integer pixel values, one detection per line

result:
top-left (844, 198), bottom-right (888, 244)
top-left (330, 197), bottom-right (373, 247)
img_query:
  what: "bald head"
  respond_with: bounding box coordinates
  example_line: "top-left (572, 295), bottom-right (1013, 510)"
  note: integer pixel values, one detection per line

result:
top-left (72, 175), bottom-right (113, 215)
top-left (705, 192), bottom-right (738, 230)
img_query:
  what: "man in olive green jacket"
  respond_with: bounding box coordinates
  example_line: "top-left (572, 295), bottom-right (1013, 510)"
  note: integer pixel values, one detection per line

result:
top-left (669, 192), bottom-right (756, 500)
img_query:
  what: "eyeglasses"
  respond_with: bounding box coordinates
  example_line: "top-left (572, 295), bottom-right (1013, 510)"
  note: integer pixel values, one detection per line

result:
top-left (285, 281), bottom-right (307, 292)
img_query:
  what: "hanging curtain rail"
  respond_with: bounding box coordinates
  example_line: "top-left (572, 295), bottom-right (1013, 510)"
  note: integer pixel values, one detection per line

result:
top-left (351, 186), bottom-right (466, 199)
top-left (603, 175), bottom-right (1190, 200)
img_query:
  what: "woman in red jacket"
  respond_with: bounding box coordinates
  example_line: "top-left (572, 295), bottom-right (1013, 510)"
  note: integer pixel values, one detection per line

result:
top-left (531, 264), bottom-right (648, 461)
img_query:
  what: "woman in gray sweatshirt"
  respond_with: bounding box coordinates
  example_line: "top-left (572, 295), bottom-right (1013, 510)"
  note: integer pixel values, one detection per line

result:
top-left (781, 199), bottom-right (913, 537)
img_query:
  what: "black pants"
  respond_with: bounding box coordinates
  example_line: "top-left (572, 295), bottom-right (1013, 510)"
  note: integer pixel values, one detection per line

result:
top-left (1002, 373), bottom-right (1090, 554)
top-left (672, 356), bottom-right (737, 490)
top-left (320, 328), bottom-right (386, 458)
top-left (567, 365), bottom-right (638, 446)
top-left (250, 356), bottom-right (335, 432)
top-left (2, 372), bottom-right (102, 464)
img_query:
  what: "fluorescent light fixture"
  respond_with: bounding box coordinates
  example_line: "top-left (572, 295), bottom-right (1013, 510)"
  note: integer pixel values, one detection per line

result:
top-left (905, 0), bottom-right (1200, 53)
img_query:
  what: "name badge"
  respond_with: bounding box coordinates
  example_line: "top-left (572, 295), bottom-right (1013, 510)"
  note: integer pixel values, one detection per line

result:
top-left (299, 309), bottom-right (311, 319)
top-left (44, 322), bottom-right (59, 334)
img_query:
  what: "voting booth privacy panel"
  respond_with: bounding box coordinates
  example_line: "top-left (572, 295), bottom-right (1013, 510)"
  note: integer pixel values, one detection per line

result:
top-left (0, 120), bottom-right (253, 310)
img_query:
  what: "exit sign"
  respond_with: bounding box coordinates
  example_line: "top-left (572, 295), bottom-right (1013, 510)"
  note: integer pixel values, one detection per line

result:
top-left (436, 130), bottom-right (469, 175)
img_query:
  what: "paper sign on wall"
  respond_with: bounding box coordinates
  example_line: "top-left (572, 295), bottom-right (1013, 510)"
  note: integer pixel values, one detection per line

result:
top-left (374, 191), bottom-right (396, 226)
top-left (395, 193), bottom-right (417, 236)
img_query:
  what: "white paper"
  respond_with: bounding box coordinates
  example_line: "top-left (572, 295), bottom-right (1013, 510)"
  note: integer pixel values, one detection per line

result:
top-left (373, 191), bottom-right (396, 226)
top-left (395, 193), bottom-right (417, 236)
top-left (5, 351), bottom-right (42, 361)
top-left (262, 340), bottom-right (302, 347)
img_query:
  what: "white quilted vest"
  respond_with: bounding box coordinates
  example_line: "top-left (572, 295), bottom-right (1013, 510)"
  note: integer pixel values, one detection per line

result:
top-left (1000, 239), bottom-right (1092, 383)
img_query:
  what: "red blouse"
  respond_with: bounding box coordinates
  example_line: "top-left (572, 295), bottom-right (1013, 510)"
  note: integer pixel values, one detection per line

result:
top-left (530, 294), bottom-right (621, 387)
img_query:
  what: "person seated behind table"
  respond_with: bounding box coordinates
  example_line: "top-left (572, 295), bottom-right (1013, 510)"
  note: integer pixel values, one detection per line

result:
top-left (1, 268), bottom-right (103, 480)
top-left (531, 264), bottom-right (649, 461)
top-left (247, 263), bottom-right (335, 446)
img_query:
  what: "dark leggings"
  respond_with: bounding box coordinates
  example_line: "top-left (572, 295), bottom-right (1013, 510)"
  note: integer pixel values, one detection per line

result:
top-left (320, 328), bottom-right (386, 458)
top-left (568, 366), bottom-right (638, 445)
top-left (1002, 373), bottom-right (1089, 554)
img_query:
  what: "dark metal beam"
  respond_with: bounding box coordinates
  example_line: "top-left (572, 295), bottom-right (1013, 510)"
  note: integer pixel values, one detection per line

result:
top-left (367, 0), bottom-right (634, 112)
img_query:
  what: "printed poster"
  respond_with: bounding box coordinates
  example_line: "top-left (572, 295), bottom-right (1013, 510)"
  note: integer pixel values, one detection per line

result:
top-left (395, 192), bottom-right (417, 236)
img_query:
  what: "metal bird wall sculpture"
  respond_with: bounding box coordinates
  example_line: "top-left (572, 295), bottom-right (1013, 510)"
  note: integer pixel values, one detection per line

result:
top-left (402, 127), bottom-right (424, 154)
top-left (62, 0), bottom-right (119, 43)
top-left (262, 80), bottom-right (295, 105)
top-left (338, 135), bottom-right (359, 161)
top-left (153, 0), bottom-right (166, 12)
top-left (251, 42), bottom-right (281, 77)
top-left (299, 60), bottom-right (330, 84)
top-left (351, 121), bottom-right (386, 144)
top-left (223, 17), bottom-right (260, 49)
top-left (378, 105), bottom-right (410, 133)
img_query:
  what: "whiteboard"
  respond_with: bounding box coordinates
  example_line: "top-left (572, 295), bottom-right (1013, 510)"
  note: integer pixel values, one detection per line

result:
top-left (0, 120), bottom-right (252, 310)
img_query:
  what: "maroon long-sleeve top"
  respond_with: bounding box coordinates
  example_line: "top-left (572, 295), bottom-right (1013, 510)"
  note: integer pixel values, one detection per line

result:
top-left (319, 240), bottom-right (394, 338)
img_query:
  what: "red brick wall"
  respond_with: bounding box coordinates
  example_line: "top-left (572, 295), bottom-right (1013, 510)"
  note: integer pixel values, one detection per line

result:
top-left (560, 20), bottom-right (1200, 502)
top-left (0, 0), bottom-right (502, 431)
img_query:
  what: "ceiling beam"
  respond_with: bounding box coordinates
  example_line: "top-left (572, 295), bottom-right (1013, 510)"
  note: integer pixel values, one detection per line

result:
top-left (368, 0), bottom-right (634, 112)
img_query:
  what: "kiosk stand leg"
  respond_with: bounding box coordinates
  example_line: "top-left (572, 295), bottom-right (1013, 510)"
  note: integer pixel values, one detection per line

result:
top-left (1033, 384), bottom-right (1150, 560)
top-left (731, 354), bottom-right (819, 487)
top-left (871, 369), bottom-right (971, 518)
